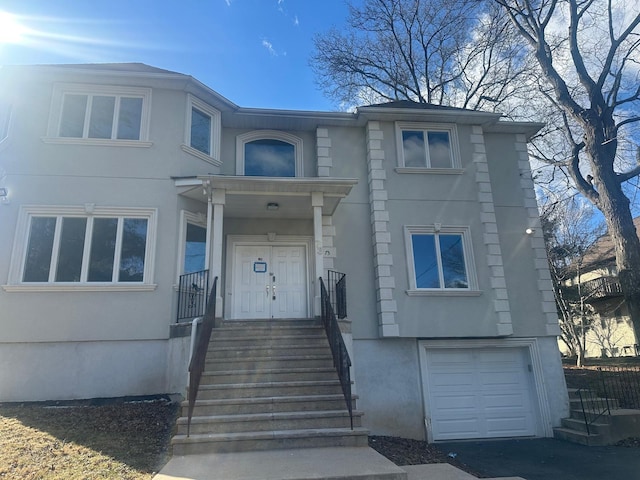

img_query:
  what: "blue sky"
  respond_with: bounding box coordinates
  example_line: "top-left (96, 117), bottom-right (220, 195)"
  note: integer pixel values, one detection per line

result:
top-left (0, 0), bottom-right (353, 111)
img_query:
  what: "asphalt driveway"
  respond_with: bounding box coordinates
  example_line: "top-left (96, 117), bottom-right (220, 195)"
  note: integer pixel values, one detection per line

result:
top-left (440, 438), bottom-right (640, 480)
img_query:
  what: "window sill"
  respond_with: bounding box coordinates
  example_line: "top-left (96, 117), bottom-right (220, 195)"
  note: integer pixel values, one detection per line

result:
top-left (395, 167), bottom-right (464, 175)
top-left (180, 144), bottom-right (223, 167)
top-left (2, 283), bottom-right (158, 293)
top-left (406, 289), bottom-right (481, 297)
top-left (41, 137), bottom-right (153, 148)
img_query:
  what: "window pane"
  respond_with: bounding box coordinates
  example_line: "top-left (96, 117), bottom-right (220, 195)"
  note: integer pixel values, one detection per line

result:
top-left (402, 130), bottom-right (426, 167)
top-left (428, 131), bottom-right (452, 168)
top-left (23, 217), bottom-right (57, 282)
top-left (119, 218), bottom-right (147, 282)
top-left (55, 217), bottom-right (87, 282)
top-left (439, 234), bottom-right (468, 288)
top-left (245, 139), bottom-right (295, 177)
top-left (88, 218), bottom-right (118, 282)
top-left (60, 94), bottom-right (87, 137)
top-left (411, 234), bottom-right (440, 288)
top-left (190, 108), bottom-right (211, 155)
top-left (184, 223), bottom-right (206, 273)
top-left (117, 97), bottom-right (142, 140)
top-left (88, 95), bottom-right (115, 139)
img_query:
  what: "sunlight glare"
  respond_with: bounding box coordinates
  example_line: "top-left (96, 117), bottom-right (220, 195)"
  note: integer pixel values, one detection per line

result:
top-left (0, 11), bottom-right (27, 44)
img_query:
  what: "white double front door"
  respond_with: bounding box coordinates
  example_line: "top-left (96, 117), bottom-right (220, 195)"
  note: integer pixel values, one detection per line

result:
top-left (231, 244), bottom-right (308, 319)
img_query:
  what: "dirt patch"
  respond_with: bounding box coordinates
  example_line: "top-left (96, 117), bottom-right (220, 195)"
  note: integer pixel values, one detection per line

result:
top-left (368, 436), bottom-right (485, 477)
top-left (0, 398), bottom-right (179, 480)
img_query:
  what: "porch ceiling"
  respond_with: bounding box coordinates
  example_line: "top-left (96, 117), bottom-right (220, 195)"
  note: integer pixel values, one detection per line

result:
top-left (175, 175), bottom-right (358, 218)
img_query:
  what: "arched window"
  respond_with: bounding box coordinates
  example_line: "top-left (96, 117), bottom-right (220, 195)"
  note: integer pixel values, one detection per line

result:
top-left (236, 130), bottom-right (303, 177)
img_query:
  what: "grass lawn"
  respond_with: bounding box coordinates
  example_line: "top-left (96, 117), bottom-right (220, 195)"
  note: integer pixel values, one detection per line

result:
top-left (0, 399), bottom-right (178, 480)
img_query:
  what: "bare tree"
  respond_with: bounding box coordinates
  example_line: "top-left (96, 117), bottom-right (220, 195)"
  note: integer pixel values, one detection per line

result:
top-left (495, 0), bottom-right (640, 343)
top-left (311, 0), bottom-right (529, 111)
top-left (541, 199), bottom-right (603, 365)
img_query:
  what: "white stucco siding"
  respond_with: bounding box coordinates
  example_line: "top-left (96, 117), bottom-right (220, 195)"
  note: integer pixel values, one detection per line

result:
top-left (353, 338), bottom-right (425, 439)
top-left (0, 340), bottom-right (169, 402)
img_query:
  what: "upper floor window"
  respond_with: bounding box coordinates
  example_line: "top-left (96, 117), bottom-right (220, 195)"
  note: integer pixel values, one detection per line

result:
top-left (45, 84), bottom-right (152, 146)
top-left (405, 225), bottom-right (477, 294)
top-left (182, 94), bottom-right (221, 165)
top-left (395, 122), bottom-right (461, 172)
top-left (6, 205), bottom-right (157, 291)
top-left (236, 130), bottom-right (303, 177)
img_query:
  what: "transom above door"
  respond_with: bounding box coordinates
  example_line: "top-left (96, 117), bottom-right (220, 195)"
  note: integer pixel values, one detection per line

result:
top-left (230, 243), bottom-right (309, 320)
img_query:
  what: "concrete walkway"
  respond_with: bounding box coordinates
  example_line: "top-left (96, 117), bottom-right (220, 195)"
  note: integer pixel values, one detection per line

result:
top-left (154, 447), bottom-right (524, 480)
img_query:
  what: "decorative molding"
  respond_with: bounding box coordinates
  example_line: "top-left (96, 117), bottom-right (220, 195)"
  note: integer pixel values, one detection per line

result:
top-left (316, 127), bottom-right (332, 177)
top-left (366, 121), bottom-right (399, 337)
top-left (514, 133), bottom-right (561, 336)
top-left (235, 130), bottom-right (303, 177)
top-left (470, 126), bottom-right (513, 336)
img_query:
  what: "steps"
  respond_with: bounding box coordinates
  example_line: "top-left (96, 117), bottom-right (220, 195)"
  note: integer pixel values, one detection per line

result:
top-left (171, 319), bottom-right (368, 455)
top-left (554, 387), bottom-right (640, 446)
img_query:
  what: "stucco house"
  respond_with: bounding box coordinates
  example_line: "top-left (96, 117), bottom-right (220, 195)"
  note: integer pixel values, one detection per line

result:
top-left (0, 63), bottom-right (568, 444)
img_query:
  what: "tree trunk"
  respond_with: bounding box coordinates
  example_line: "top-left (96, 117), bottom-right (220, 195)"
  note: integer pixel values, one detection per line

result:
top-left (584, 127), bottom-right (640, 343)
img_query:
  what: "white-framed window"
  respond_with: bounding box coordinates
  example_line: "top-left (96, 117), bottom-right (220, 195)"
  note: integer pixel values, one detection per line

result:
top-left (181, 94), bottom-right (221, 165)
top-left (395, 122), bottom-right (461, 173)
top-left (236, 130), bottom-right (303, 177)
top-left (5, 205), bottom-right (157, 291)
top-left (176, 210), bottom-right (208, 281)
top-left (44, 84), bottom-right (152, 147)
top-left (405, 225), bottom-right (478, 294)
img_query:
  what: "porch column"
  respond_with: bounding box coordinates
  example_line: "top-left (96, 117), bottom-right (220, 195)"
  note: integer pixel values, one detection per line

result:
top-left (312, 191), bottom-right (324, 316)
top-left (211, 188), bottom-right (225, 317)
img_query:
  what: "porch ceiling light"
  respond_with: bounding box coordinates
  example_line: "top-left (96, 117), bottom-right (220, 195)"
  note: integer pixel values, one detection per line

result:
top-left (0, 187), bottom-right (7, 204)
top-left (266, 202), bottom-right (279, 211)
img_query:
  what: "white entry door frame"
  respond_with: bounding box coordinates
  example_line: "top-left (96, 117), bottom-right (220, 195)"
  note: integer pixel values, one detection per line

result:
top-left (225, 235), bottom-right (313, 320)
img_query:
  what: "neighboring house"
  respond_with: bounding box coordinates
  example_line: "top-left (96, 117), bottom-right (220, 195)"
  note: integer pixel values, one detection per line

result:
top-left (0, 63), bottom-right (568, 442)
top-left (560, 218), bottom-right (640, 358)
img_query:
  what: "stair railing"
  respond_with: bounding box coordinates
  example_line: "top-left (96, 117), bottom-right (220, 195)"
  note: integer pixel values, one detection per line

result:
top-left (186, 276), bottom-right (218, 436)
top-left (327, 270), bottom-right (347, 319)
top-left (319, 276), bottom-right (353, 429)
top-left (176, 269), bottom-right (209, 322)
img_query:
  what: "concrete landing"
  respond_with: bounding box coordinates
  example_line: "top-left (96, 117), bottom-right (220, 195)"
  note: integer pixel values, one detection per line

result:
top-left (404, 464), bottom-right (525, 480)
top-left (154, 447), bottom-right (408, 480)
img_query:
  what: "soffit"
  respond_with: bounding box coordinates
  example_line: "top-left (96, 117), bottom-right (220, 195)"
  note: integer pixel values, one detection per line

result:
top-left (175, 175), bottom-right (358, 218)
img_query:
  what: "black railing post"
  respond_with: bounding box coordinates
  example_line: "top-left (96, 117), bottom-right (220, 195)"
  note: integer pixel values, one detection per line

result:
top-left (187, 276), bottom-right (218, 436)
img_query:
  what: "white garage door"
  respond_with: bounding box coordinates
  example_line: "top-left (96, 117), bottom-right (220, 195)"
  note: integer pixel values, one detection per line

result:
top-left (423, 347), bottom-right (537, 441)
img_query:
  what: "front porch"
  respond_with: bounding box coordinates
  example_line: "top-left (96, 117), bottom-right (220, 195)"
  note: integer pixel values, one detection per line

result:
top-left (174, 175), bottom-right (357, 322)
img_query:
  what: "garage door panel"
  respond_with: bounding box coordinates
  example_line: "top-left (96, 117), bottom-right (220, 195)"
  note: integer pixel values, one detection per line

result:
top-left (424, 347), bottom-right (537, 441)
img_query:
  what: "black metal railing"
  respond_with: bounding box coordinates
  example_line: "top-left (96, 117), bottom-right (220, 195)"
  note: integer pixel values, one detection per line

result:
top-left (320, 277), bottom-right (353, 429)
top-left (177, 269), bottom-right (209, 322)
top-left (582, 276), bottom-right (623, 302)
top-left (570, 366), bottom-right (640, 435)
top-left (186, 276), bottom-right (218, 436)
top-left (327, 270), bottom-right (347, 319)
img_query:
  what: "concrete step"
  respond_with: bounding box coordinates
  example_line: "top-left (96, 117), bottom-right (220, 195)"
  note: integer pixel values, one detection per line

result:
top-left (171, 427), bottom-right (370, 455)
top-left (569, 406), bottom-right (615, 422)
top-left (206, 345), bottom-right (332, 358)
top-left (195, 380), bottom-right (344, 400)
top-left (176, 410), bottom-right (362, 435)
top-left (200, 367), bottom-right (338, 384)
top-left (553, 426), bottom-right (606, 446)
top-left (569, 396), bottom-right (620, 410)
top-left (184, 394), bottom-right (356, 416)
top-left (155, 446), bottom-right (408, 480)
top-left (560, 416), bottom-right (611, 435)
top-left (209, 334), bottom-right (328, 348)
top-left (219, 319), bottom-right (320, 329)
top-left (205, 354), bottom-right (334, 371)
